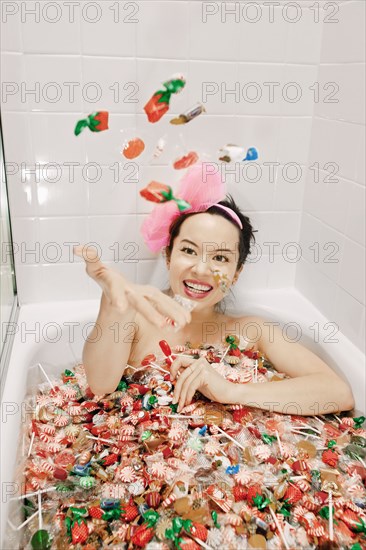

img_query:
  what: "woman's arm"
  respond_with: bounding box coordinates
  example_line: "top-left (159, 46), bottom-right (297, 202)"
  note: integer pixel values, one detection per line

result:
top-left (232, 316), bottom-right (355, 416)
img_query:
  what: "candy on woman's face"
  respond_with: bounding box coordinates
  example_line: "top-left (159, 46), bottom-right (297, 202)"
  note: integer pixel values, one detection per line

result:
top-left (211, 269), bottom-right (231, 294)
top-left (122, 138), bottom-right (145, 159)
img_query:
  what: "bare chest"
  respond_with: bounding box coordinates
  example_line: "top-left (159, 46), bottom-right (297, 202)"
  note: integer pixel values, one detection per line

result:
top-left (128, 313), bottom-right (256, 368)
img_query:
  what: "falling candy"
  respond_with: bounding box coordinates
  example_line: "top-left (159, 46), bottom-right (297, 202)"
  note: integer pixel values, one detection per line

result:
top-left (173, 151), bottom-right (199, 170)
top-left (122, 137), bottom-right (145, 159)
top-left (152, 137), bottom-right (166, 159)
top-left (74, 111), bottom-right (109, 136)
top-left (144, 74), bottom-right (186, 123)
top-left (139, 181), bottom-right (191, 212)
top-left (170, 103), bottom-right (206, 125)
top-left (219, 144), bottom-right (258, 163)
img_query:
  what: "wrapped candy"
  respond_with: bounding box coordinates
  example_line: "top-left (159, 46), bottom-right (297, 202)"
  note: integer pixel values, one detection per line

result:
top-left (74, 111), bottom-right (109, 136)
top-left (140, 181), bottom-right (191, 212)
top-left (219, 144), bottom-right (258, 163)
top-left (9, 342), bottom-right (366, 550)
top-left (144, 75), bottom-right (186, 123)
top-left (122, 137), bottom-right (145, 159)
top-left (170, 104), bottom-right (206, 125)
top-left (173, 151), bottom-right (199, 170)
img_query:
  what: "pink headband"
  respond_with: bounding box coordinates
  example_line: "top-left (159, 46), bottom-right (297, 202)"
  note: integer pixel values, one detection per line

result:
top-left (212, 203), bottom-right (243, 229)
top-left (141, 163), bottom-right (242, 253)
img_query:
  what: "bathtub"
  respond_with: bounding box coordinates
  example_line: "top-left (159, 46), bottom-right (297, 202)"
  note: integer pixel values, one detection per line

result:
top-left (1, 288), bottom-right (365, 547)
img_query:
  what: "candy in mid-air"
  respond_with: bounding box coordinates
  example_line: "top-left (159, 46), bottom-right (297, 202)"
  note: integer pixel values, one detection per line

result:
top-left (152, 137), bottom-right (166, 159)
top-left (122, 137), bottom-right (145, 159)
top-left (170, 103), bottom-right (206, 125)
top-left (144, 74), bottom-right (186, 123)
top-left (139, 181), bottom-right (191, 212)
top-left (219, 144), bottom-right (258, 163)
top-left (74, 111), bottom-right (109, 136)
top-left (173, 151), bottom-right (199, 170)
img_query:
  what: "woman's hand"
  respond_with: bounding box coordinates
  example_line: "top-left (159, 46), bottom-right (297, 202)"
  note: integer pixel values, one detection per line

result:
top-left (170, 356), bottom-right (233, 411)
top-left (73, 244), bottom-right (191, 329)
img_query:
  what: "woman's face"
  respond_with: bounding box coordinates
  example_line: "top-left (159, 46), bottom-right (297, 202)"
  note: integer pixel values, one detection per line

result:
top-left (166, 213), bottom-right (243, 310)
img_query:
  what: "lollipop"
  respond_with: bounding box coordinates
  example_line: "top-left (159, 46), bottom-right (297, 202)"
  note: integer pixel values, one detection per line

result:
top-left (74, 111), bottom-right (109, 136)
top-left (144, 74), bottom-right (186, 123)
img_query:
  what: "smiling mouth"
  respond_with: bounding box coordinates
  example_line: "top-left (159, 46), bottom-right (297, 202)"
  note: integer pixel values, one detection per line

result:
top-left (183, 280), bottom-right (213, 296)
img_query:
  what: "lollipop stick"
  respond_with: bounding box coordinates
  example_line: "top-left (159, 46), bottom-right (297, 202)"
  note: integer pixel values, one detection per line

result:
top-left (37, 490), bottom-right (43, 530)
top-left (269, 507), bottom-right (290, 550)
top-left (37, 363), bottom-right (55, 390)
top-left (86, 435), bottom-right (123, 446)
top-left (219, 345), bottom-right (230, 364)
top-left (8, 510), bottom-right (39, 531)
top-left (328, 490), bottom-right (333, 541)
top-left (9, 486), bottom-right (57, 501)
top-left (276, 430), bottom-right (283, 457)
top-left (27, 432), bottom-right (35, 458)
top-left (215, 426), bottom-right (245, 451)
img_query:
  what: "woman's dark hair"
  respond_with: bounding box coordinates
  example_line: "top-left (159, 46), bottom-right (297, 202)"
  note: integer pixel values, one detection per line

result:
top-left (165, 194), bottom-right (256, 270)
top-left (164, 195), bottom-right (256, 313)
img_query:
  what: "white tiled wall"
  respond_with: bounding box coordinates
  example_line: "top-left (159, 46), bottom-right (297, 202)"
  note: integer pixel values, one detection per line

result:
top-left (296, 0), bottom-right (365, 352)
top-left (1, 1), bottom-right (364, 351)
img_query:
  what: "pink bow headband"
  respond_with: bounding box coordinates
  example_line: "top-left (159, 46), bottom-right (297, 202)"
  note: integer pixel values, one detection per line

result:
top-left (140, 163), bottom-right (243, 253)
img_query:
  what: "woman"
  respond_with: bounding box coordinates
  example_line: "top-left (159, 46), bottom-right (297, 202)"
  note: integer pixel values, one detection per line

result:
top-left (74, 164), bottom-right (355, 417)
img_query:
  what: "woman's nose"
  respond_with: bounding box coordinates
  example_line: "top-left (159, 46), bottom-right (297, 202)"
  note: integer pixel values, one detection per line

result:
top-left (191, 255), bottom-right (212, 276)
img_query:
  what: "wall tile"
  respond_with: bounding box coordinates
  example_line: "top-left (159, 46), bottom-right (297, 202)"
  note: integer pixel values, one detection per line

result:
top-left (320, 1), bottom-right (365, 63)
top-left (338, 238), bottom-right (365, 304)
top-left (38, 216), bottom-right (89, 264)
top-left (82, 57), bottom-right (137, 115)
top-left (237, 64), bottom-right (285, 116)
top-left (285, 6), bottom-right (323, 64)
top-left (23, 55), bottom-right (82, 112)
top-left (295, 258), bottom-right (338, 320)
top-left (81, 2), bottom-right (136, 57)
top-left (0, 53), bottom-right (26, 111)
top-left (137, 2), bottom-right (189, 59)
top-left (189, 2), bottom-right (240, 61)
top-left (21, 2), bottom-right (81, 54)
top-left (333, 285), bottom-right (365, 353)
top-left (345, 182), bottom-right (365, 246)
top-left (87, 214), bottom-right (137, 263)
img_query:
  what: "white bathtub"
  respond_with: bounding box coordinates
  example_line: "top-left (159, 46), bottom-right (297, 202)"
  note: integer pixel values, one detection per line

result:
top-left (1, 288), bottom-right (365, 547)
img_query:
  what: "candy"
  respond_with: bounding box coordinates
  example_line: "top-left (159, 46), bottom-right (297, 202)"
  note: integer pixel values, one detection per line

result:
top-left (74, 111), bottom-right (109, 136)
top-left (122, 137), bottom-right (145, 159)
top-left (170, 103), bottom-right (205, 125)
top-left (173, 151), bottom-right (199, 170)
top-left (144, 75), bottom-right (186, 123)
top-left (219, 144), bottom-right (258, 163)
top-left (140, 181), bottom-right (191, 212)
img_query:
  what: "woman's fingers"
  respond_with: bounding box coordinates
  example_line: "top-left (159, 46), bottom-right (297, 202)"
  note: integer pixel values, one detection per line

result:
top-left (173, 361), bottom-right (198, 402)
top-left (143, 287), bottom-right (191, 327)
top-left (170, 356), bottom-right (193, 381)
top-left (176, 368), bottom-right (202, 411)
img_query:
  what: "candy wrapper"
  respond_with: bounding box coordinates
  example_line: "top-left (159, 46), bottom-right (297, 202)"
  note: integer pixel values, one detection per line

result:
top-left (173, 152), bottom-right (199, 170)
top-left (219, 145), bottom-right (258, 163)
top-left (140, 181), bottom-right (191, 212)
top-left (144, 75), bottom-right (186, 123)
top-left (74, 111), bottom-right (109, 136)
top-left (4, 340), bottom-right (366, 550)
top-left (170, 104), bottom-right (206, 125)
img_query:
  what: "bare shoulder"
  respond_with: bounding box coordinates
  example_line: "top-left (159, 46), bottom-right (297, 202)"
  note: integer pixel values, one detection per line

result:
top-left (223, 314), bottom-right (268, 349)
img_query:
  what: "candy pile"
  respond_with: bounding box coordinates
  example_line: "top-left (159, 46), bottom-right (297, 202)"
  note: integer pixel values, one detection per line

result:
top-left (8, 338), bottom-right (366, 549)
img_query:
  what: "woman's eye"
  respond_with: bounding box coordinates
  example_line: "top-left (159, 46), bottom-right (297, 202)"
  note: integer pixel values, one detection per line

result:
top-left (181, 247), bottom-right (196, 255)
top-left (214, 255), bottom-right (229, 263)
